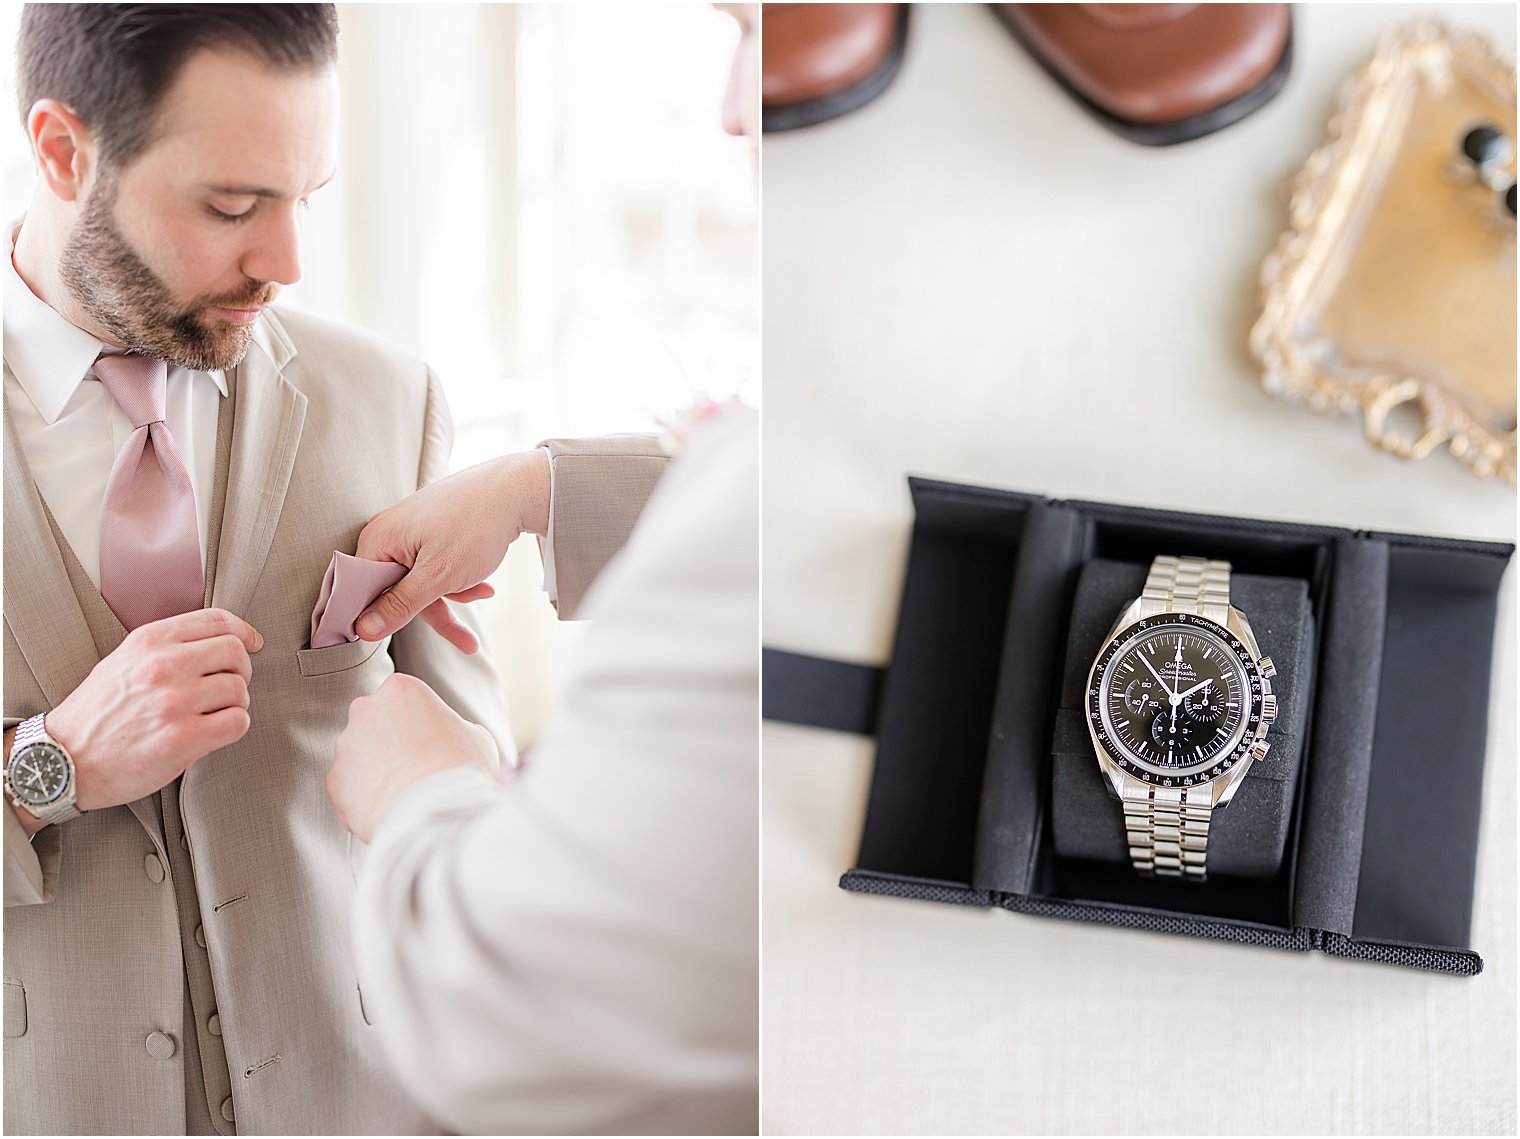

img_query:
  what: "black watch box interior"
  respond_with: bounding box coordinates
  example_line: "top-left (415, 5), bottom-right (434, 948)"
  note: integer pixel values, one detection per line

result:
top-left (762, 477), bottom-right (1513, 975)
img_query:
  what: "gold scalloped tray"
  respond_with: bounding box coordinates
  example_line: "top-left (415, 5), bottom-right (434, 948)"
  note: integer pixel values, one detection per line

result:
top-left (1251, 20), bottom-right (1516, 485)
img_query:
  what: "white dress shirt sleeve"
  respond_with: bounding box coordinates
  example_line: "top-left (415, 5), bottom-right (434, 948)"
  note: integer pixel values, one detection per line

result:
top-left (351, 407), bottom-right (759, 1136)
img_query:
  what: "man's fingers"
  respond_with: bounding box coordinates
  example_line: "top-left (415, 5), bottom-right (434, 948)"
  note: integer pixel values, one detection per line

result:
top-left (444, 582), bottom-right (495, 604)
top-left (196, 705), bottom-right (252, 754)
top-left (193, 672), bottom-right (250, 714)
top-left (182, 634), bottom-right (254, 684)
top-left (354, 517), bottom-right (403, 565)
top-left (355, 573), bottom-right (437, 641)
top-left (164, 608), bottom-right (264, 653)
top-left (420, 599), bottom-right (480, 655)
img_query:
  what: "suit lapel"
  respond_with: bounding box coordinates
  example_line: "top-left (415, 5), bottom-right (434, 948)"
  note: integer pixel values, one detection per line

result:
top-left (210, 314), bottom-right (306, 618)
top-left (2, 385), bottom-right (102, 710)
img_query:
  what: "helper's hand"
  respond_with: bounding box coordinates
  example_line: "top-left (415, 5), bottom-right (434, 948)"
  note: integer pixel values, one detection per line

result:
top-left (41, 609), bottom-right (262, 823)
top-left (354, 450), bottom-right (552, 653)
top-left (327, 673), bottom-right (498, 843)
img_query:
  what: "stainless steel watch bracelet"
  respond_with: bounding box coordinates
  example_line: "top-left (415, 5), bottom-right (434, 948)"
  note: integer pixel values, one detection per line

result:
top-left (1122, 781), bottom-right (1212, 879)
top-left (12, 713), bottom-right (48, 751)
top-left (1125, 555), bottom-right (1231, 880)
top-left (1138, 554), bottom-right (1232, 623)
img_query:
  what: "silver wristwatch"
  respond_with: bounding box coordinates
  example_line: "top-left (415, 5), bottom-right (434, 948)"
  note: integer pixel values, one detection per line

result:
top-left (4, 714), bottom-right (82, 826)
top-left (1085, 556), bottom-right (1277, 881)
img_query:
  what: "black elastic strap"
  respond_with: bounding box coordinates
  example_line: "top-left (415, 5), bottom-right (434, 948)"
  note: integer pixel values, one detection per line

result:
top-left (762, 648), bottom-right (882, 737)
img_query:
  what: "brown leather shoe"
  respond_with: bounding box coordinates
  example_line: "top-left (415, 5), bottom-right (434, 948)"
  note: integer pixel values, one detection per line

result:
top-left (993, 4), bottom-right (1293, 146)
top-left (762, 4), bottom-right (909, 132)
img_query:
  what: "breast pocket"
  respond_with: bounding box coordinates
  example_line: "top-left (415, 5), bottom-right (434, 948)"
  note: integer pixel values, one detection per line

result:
top-left (5, 979), bottom-right (26, 1038)
top-left (296, 636), bottom-right (387, 678)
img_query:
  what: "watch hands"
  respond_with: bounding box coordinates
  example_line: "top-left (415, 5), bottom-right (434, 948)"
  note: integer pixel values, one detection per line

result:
top-left (1170, 640), bottom-right (1187, 706)
top-left (1139, 653), bottom-right (1176, 700)
top-left (1169, 644), bottom-right (1180, 729)
top-left (1175, 678), bottom-right (1213, 703)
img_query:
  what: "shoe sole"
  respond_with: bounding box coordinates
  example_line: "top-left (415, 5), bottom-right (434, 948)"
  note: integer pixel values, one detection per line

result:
top-left (762, 7), bottom-right (911, 133)
top-left (991, 5), bottom-right (1294, 147)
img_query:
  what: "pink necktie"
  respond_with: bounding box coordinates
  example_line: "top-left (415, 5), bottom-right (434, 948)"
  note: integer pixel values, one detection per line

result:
top-left (94, 353), bottom-right (205, 630)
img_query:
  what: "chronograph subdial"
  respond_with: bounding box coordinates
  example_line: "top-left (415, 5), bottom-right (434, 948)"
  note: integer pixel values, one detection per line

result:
top-left (1122, 677), bottom-right (1161, 716)
top-left (1149, 707), bottom-right (1200, 749)
top-left (1182, 680), bottom-right (1225, 725)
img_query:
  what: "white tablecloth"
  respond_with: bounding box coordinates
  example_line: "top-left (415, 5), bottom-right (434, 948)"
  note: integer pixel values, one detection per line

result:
top-left (761, 4), bottom-right (1517, 1134)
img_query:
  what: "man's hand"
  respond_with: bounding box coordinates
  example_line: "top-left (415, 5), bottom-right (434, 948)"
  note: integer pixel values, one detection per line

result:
top-left (326, 673), bottom-right (498, 843)
top-left (354, 450), bottom-right (552, 653)
top-left (37, 609), bottom-right (262, 824)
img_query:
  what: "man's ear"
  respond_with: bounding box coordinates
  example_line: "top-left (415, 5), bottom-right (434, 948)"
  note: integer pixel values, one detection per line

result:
top-left (27, 98), bottom-right (97, 204)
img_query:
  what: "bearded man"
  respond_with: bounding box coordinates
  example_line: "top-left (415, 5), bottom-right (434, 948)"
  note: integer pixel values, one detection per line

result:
top-left (3, 5), bottom-right (509, 1133)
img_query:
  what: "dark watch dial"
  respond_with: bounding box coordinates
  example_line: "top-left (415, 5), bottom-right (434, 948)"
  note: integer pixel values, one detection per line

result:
top-left (1102, 627), bottom-right (1247, 771)
top-left (1088, 613), bottom-right (1264, 786)
top-left (8, 743), bottom-right (70, 806)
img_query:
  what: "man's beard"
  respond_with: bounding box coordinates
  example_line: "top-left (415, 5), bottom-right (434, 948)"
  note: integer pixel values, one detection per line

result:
top-left (58, 175), bottom-right (279, 371)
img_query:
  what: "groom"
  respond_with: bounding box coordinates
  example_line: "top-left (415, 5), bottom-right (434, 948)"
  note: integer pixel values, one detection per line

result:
top-left (3, 5), bottom-right (508, 1133)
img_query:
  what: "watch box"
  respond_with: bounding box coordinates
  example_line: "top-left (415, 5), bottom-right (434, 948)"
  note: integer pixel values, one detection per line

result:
top-left (763, 477), bottom-right (1513, 975)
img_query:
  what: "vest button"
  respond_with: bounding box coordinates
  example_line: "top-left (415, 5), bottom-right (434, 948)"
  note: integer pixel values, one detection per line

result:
top-left (221, 1097), bottom-right (235, 1122)
top-left (195, 925), bottom-right (206, 949)
top-left (144, 853), bottom-right (165, 884)
top-left (145, 1031), bottom-right (176, 1059)
top-left (208, 1012), bottom-right (221, 1037)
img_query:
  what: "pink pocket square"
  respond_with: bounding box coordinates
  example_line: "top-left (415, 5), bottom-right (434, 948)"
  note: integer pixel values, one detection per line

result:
top-left (309, 552), bottom-right (407, 649)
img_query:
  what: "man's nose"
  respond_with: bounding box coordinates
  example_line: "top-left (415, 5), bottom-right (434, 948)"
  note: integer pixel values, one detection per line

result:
top-left (241, 207), bottom-right (303, 287)
top-left (721, 64), bottom-right (747, 137)
top-left (721, 98), bottom-right (745, 137)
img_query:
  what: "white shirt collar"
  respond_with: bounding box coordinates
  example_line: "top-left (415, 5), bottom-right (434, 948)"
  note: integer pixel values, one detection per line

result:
top-left (4, 218), bottom-right (227, 425)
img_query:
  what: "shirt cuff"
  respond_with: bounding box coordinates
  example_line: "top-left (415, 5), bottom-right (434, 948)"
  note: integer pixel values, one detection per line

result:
top-left (536, 445), bottom-right (558, 607)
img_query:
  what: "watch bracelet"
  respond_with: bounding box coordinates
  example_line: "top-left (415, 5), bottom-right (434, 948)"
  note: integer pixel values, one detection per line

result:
top-left (12, 712), bottom-right (48, 751)
top-left (1122, 781), bottom-right (1212, 878)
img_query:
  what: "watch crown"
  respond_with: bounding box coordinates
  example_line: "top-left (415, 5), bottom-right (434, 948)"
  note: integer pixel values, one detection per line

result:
top-left (1261, 694), bottom-right (1278, 725)
top-left (1250, 739), bottom-right (1272, 762)
top-left (1258, 656), bottom-right (1277, 680)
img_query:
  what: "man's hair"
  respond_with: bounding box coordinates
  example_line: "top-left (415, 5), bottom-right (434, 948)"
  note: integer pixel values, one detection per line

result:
top-left (17, 4), bottom-right (339, 167)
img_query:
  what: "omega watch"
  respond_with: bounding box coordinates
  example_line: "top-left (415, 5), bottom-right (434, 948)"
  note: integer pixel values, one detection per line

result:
top-left (4, 714), bottom-right (82, 827)
top-left (1085, 555), bottom-right (1277, 881)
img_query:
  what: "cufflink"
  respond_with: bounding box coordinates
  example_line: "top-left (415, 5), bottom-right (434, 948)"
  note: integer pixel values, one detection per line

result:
top-left (1443, 125), bottom-right (1516, 234)
top-left (1445, 124), bottom-right (1514, 188)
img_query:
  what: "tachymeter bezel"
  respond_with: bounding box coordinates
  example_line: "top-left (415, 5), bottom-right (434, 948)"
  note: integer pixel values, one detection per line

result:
top-left (1086, 613), bottom-right (1266, 789)
top-left (4, 741), bottom-right (71, 807)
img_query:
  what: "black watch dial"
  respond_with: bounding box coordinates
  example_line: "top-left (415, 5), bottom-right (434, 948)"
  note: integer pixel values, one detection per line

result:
top-left (8, 743), bottom-right (70, 806)
top-left (1096, 623), bottom-right (1251, 776)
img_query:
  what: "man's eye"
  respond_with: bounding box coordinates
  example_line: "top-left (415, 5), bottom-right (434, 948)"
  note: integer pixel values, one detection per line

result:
top-left (208, 204), bottom-right (253, 223)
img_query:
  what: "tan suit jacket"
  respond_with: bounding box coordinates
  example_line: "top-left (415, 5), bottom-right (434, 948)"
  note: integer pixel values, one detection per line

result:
top-left (537, 433), bottom-right (671, 619)
top-left (352, 407), bottom-right (759, 1134)
top-left (4, 307), bottom-right (511, 1135)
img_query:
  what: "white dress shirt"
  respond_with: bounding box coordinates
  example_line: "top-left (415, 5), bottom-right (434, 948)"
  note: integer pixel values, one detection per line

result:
top-left (4, 222), bottom-right (226, 590)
